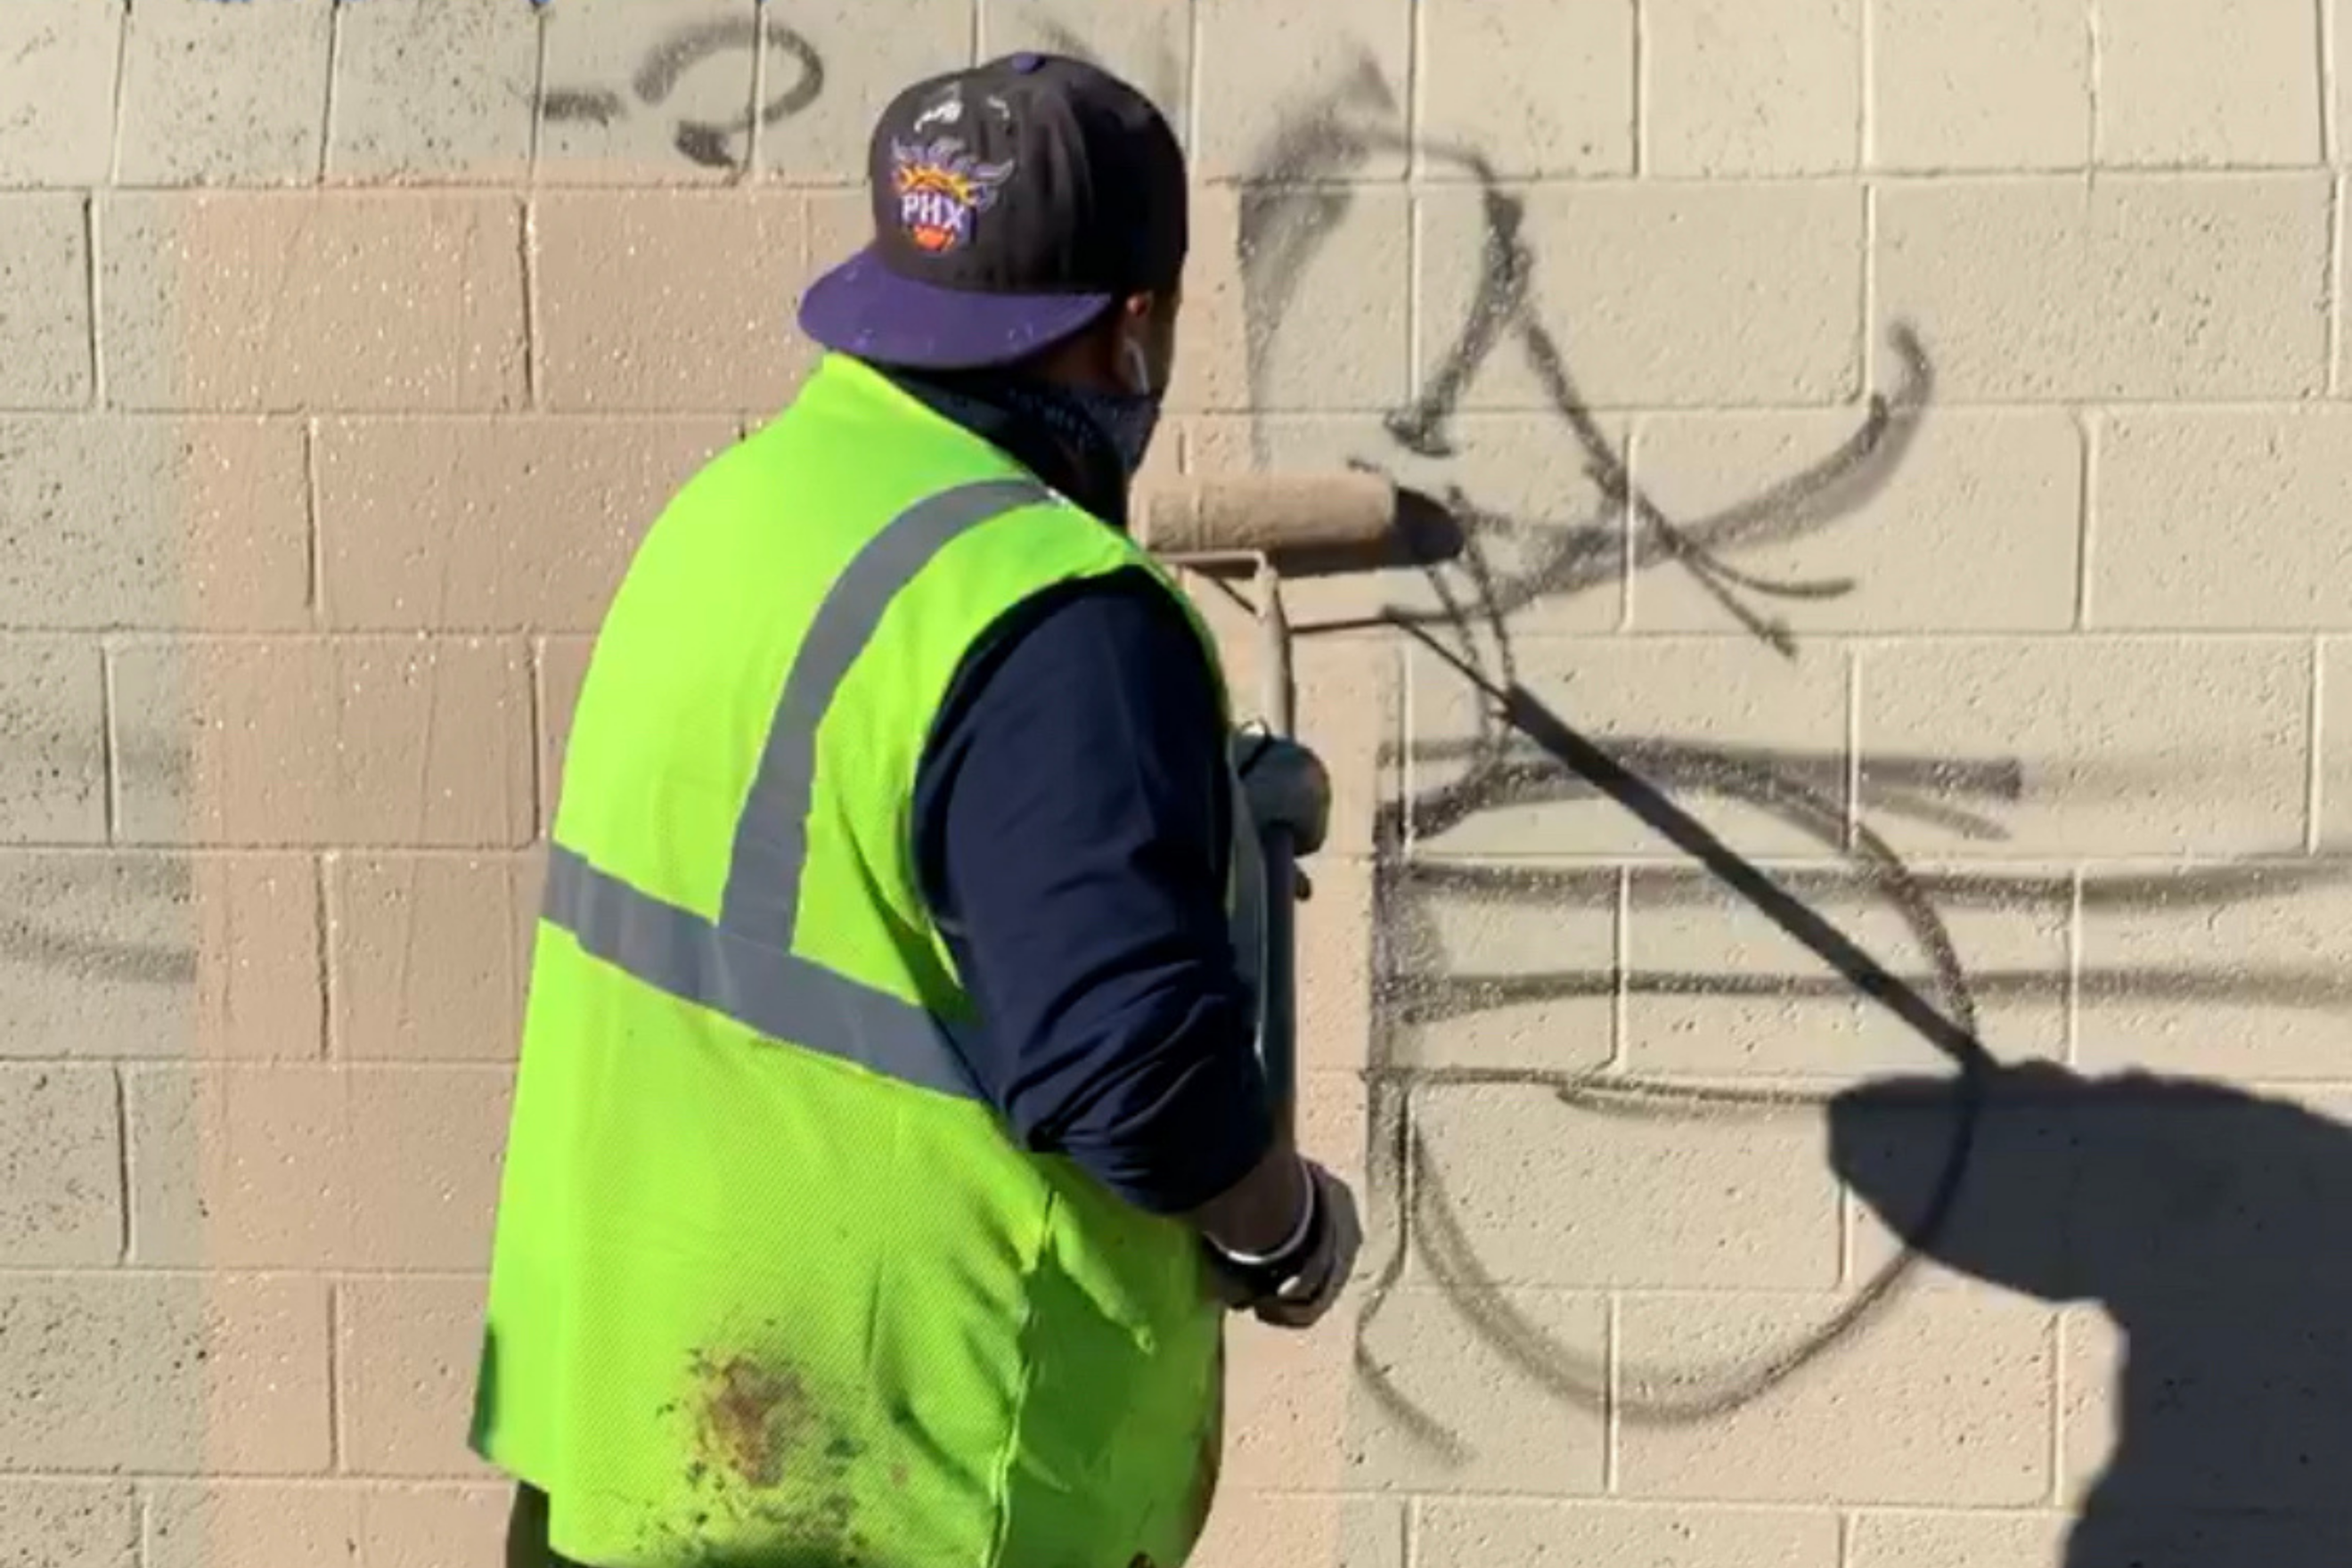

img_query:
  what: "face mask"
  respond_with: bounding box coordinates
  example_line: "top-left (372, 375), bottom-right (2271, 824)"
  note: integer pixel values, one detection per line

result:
top-left (1064, 331), bottom-right (1165, 477)
top-left (1066, 382), bottom-right (1163, 477)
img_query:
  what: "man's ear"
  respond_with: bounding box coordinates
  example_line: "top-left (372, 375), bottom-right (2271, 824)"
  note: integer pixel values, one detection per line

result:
top-left (1118, 290), bottom-right (1177, 394)
top-left (1108, 293), bottom-right (1156, 395)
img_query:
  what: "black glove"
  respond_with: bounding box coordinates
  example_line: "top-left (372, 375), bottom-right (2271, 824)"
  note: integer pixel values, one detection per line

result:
top-left (1232, 729), bottom-right (1331, 858)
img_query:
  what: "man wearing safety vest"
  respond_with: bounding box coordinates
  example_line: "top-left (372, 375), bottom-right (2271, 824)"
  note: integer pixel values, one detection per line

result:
top-left (471, 50), bottom-right (1363, 1568)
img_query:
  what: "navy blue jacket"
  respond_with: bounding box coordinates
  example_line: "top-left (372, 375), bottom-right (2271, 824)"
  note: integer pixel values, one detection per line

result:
top-left (887, 364), bottom-right (1275, 1216)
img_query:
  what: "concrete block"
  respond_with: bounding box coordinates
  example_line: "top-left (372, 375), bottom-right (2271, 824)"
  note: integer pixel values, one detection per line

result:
top-left (535, 191), bottom-right (811, 412)
top-left (0, 1065), bottom-right (119, 1266)
top-left (538, 0), bottom-right (756, 182)
top-left (1188, 412), bottom-right (1631, 635)
top-left (1297, 1066), bottom-right (1370, 1202)
top-left (1193, 0), bottom-right (1413, 182)
top-left (1872, 0), bottom-right (2090, 169)
top-left (1298, 643), bottom-right (1401, 861)
top-left (979, 0), bottom-right (1192, 151)
top-left (2076, 868), bottom-right (2352, 1079)
top-left (1840, 1076), bottom-right (2352, 1513)
top-left (331, 853), bottom-right (539, 1063)
top-left (1420, 184), bottom-right (1863, 410)
top-left (2099, 0), bottom-right (2320, 166)
top-left (1847, 1511), bottom-right (2070, 1568)
top-left (1412, 1081), bottom-right (1842, 1288)
top-left (804, 185), bottom-right (874, 302)
top-left (0, 195), bottom-right (92, 408)
top-left (127, 1064), bottom-right (512, 1270)
top-left (1206, 1290), bottom-right (1348, 1486)
top-left (146, 1485), bottom-right (370, 1568)
top-left (1296, 858), bottom-right (1375, 1074)
top-left (1216, 1280), bottom-right (1605, 1496)
top-left (1624, 863), bottom-right (2069, 1075)
top-left (1876, 176), bottom-right (2332, 401)
top-left (1352, 1284), bottom-right (1608, 1493)
top-left (537, 635), bottom-right (595, 836)
top-left (1851, 1508), bottom-right (2352, 1568)
top-left (1614, 1291), bottom-right (2055, 1503)
top-left (1190, 1496), bottom-right (1401, 1568)
top-left (2100, 1513), bottom-right (2352, 1567)
top-left (1836, 1066), bottom-right (2099, 1292)
top-left (755, 0), bottom-right (975, 185)
top-left (0, 1), bottom-right (122, 186)
top-left (1858, 639), bottom-right (2307, 860)
top-left (1409, 638), bottom-right (1849, 861)
top-left (0, 1481), bottom-right (136, 1568)
top-left (1162, 187), bottom-right (1411, 417)
top-left (2095, 411), bottom-right (2352, 629)
top-left (116, 0), bottom-right (331, 186)
top-left (2325, 641), bottom-right (2352, 851)
top-left (1645, 0), bottom-right (1859, 175)
top-left (1419, 0), bottom-right (1635, 176)
top-left (0, 853), bottom-right (321, 1061)
top-left (1383, 861), bottom-right (1618, 1074)
top-left (0, 639), bottom-right (105, 845)
top-left (316, 417), bottom-right (735, 630)
top-left (110, 637), bottom-right (535, 849)
top-left (1858, 1072), bottom-right (2352, 1271)
top-left (1629, 411), bottom-right (2083, 633)
top-left (146, 1482), bottom-right (508, 1568)
top-left (2062, 1290), bottom-right (2352, 1510)
top-left (102, 192), bottom-right (527, 412)
top-left (330, 0), bottom-right (539, 185)
top-left (1417, 1502), bottom-right (1839, 1568)
top-left (353, 1486), bottom-right (512, 1568)
top-left (338, 1277), bottom-right (498, 1478)
top-left (0, 1273), bottom-right (330, 1473)
top-left (0, 416), bottom-right (310, 632)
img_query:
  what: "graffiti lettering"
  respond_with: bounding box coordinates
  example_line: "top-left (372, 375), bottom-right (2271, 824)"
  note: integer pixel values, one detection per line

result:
top-left (1229, 55), bottom-right (1967, 1434)
top-left (539, 14), bottom-right (824, 171)
top-left (1231, 61), bottom-right (2352, 1552)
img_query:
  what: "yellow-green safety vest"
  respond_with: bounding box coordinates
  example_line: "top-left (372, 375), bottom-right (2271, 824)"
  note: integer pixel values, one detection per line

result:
top-left (469, 351), bottom-right (1245, 1568)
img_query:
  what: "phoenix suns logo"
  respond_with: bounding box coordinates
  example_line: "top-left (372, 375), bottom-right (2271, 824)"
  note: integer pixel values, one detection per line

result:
top-left (890, 137), bottom-right (1016, 253)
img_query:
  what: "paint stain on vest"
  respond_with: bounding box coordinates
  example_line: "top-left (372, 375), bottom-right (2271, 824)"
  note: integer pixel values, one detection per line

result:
top-left (690, 1351), bottom-right (811, 1488)
top-left (671, 1345), bottom-right (874, 1564)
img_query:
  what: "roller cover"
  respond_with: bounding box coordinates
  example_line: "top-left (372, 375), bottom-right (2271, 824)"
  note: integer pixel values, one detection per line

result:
top-left (1131, 472), bottom-right (1399, 564)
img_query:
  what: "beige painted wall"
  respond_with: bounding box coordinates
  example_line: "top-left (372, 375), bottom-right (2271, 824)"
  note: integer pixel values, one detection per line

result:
top-left (6, 0), bottom-right (2352, 1564)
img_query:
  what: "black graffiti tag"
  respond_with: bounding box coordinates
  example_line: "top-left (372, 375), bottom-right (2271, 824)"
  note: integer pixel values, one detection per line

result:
top-left (540, 15), bottom-right (825, 170)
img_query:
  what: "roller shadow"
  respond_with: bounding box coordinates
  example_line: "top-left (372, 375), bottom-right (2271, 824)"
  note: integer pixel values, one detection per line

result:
top-left (1831, 1060), bottom-right (2352, 1567)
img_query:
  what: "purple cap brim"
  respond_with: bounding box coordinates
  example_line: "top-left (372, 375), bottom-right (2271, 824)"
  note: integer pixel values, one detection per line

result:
top-left (797, 246), bottom-right (1115, 371)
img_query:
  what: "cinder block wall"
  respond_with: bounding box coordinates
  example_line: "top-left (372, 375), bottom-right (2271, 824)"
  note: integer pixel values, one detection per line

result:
top-left (6, 2), bottom-right (2352, 1564)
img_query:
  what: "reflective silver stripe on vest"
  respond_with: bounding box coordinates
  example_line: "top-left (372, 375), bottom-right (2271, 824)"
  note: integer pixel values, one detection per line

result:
top-left (542, 842), bottom-right (985, 1103)
top-left (718, 476), bottom-right (1055, 950)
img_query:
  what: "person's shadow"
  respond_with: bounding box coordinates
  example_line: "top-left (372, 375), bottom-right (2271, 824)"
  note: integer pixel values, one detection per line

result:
top-left (1830, 1060), bottom-right (2352, 1566)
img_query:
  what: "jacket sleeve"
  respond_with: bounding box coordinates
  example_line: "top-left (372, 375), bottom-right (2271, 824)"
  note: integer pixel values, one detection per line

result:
top-left (910, 566), bottom-right (1276, 1216)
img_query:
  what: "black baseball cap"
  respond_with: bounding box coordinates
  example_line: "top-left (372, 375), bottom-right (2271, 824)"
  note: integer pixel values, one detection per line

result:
top-left (796, 52), bottom-right (1188, 371)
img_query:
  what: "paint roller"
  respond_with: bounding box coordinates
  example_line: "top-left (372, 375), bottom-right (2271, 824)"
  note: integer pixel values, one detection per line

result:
top-left (1132, 471), bottom-right (1458, 1139)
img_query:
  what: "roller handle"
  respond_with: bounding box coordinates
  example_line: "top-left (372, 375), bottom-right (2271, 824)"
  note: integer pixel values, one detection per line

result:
top-left (1254, 561), bottom-right (1299, 1136)
top-left (1257, 827), bottom-right (1298, 1130)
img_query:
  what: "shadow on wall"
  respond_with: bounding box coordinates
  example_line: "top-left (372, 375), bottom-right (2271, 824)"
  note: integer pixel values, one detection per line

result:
top-left (1835, 1063), bottom-right (2352, 1568)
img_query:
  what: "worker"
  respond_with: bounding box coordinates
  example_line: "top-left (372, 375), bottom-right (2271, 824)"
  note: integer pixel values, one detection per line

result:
top-left (470, 50), bottom-right (1363, 1568)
